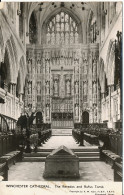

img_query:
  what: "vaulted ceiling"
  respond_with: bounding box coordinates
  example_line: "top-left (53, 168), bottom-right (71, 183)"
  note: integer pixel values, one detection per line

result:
top-left (25, 2), bottom-right (98, 27)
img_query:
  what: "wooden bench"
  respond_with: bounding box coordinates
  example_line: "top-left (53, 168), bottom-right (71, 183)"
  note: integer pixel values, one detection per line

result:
top-left (5, 151), bottom-right (22, 162)
top-left (113, 161), bottom-right (122, 181)
top-left (0, 151), bottom-right (21, 168)
top-left (102, 150), bottom-right (121, 167)
top-left (40, 129), bottom-right (52, 145)
top-left (84, 133), bottom-right (99, 145)
top-left (0, 162), bottom-right (8, 181)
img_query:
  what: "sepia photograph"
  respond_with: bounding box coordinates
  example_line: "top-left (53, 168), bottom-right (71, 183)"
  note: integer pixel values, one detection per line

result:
top-left (0, 1), bottom-right (123, 194)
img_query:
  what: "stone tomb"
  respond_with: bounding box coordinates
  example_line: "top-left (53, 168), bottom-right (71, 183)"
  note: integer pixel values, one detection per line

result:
top-left (43, 145), bottom-right (79, 178)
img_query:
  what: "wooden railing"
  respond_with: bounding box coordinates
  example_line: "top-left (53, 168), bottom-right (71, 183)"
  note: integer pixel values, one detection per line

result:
top-left (0, 114), bottom-right (17, 132)
top-left (0, 113), bottom-right (24, 156)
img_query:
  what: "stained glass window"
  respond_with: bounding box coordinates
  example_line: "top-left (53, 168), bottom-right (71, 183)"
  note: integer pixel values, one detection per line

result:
top-left (46, 11), bottom-right (79, 45)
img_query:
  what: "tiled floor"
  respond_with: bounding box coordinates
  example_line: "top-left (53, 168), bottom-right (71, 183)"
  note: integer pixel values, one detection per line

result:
top-left (8, 161), bottom-right (113, 181)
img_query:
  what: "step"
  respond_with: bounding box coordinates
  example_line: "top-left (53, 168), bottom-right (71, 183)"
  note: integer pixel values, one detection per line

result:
top-left (73, 148), bottom-right (99, 152)
top-left (22, 156), bottom-right (100, 162)
top-left (22, 157), bottom-right (46, 162)
top-left (23, 152), bottom-right (50, 157)
top-left (23, 151), bottom-right (100, 158)
top-left (52, 129), bottom-right (72, 136)
top-left (75, 152), bottom-right (100, 157)
top-left (52, 134), bottom-right (72, 136)
top-left (79, 156), bottom-right (100, 162)
top-left (37, 147), bottom-right (99, 153)
top-left (37, 148), bottom-right (53, 152)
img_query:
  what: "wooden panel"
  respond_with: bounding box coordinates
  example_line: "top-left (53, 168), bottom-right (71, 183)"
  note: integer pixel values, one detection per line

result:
top-left (0, 137), bottom-right (3, 157)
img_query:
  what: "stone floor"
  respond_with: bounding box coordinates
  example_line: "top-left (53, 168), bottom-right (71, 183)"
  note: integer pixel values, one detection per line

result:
top-left (41, 135), bottom-right (91, 149)
top-left (8, 161), bottom-right (113, 181)
top-left (8, 135), bottom-right (113, 181)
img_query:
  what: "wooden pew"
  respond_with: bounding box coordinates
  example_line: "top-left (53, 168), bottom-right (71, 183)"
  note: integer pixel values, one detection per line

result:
top-left (0, 162), bottom-right (8, 181)
top-left (0, 151), bottom-right (21, 168)
top-left (113, 161), bottom-right (122, 181)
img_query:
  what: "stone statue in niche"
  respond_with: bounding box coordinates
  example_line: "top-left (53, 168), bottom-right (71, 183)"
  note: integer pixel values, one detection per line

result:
top-left (46, 104), bottom-right (49, 117)
top-left (75, 63), bottom-right (79, 73)
top-left (28, 82), bottom-right (32, 94)
top-left (66, 79), bottom-right (71, 95)
top-left (54, 80), bottom-right (58, 94)
top-left (83, 82), bottom-right (87, 95)
top-left (93, 82), bottom-right (97, 94)
top-left (83, 59), bottom-right (88, 74)
top-left (46, 61), bottom-right (49, 73)
top-left (46, 81), bottom-right (50, 95)
top-left (93, 82), bottom-right (97, 103)
top-left (75, 81), bottom-right (78, 94)
top-left (94, 108), bottom-right (97, 122)
top-left (93, 59), bottom-right (97, 76)
top-left (37, 62), bottom-right (41, 74)
top-left (75, 104), bottom-right (78, 116)
top-left (28, 60), bottom-right (32, 73)
top-left (37, 82), bottom-right (41, 94)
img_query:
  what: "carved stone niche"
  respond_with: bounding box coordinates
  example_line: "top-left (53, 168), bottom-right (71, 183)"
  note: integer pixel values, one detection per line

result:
top-left (43, 145), bottom-right (79, 178)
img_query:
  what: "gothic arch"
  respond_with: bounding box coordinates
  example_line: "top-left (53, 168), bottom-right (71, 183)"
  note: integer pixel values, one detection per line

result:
top-left (3, 41), bottom-right (15, 83)
top-left (42, 7), bottom-right (82, 44)
top-left (6, 39), bottom-right (17, 82)
top-left (82, 111), bottom-right (89, 124)
top-left (1, 46), bottom-right (12, 89)
top-left (43, 7), bottom-right (81, 26)
top-left (29, 11), bottom-right (38, 44)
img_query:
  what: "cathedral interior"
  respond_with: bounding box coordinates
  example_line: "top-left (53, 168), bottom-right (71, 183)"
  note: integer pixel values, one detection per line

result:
top-left (0, 2), bottom-right (122, 182)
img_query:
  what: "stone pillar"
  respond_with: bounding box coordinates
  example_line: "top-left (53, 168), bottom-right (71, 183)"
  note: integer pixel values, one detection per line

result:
top-left (11, 83), bottom-right (16, 118)
top-left (108, 85), bottom-right (114, 127)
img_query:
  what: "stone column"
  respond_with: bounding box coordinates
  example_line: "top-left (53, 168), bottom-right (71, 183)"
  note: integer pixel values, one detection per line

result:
top-left (11, 83), bottom-right (16, 118)
top-left (108, 85), bottom-right (114, 127)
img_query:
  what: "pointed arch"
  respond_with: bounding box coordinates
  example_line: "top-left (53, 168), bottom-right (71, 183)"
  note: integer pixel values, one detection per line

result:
top-left (29, 11), bottom-right (38, 44)
top-left (42, 7), bottom-right (82, 44)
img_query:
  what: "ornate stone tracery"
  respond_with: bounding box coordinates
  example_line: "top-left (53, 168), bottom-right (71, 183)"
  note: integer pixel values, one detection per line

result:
top-left (25, 41), bottom-right (99, 125)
